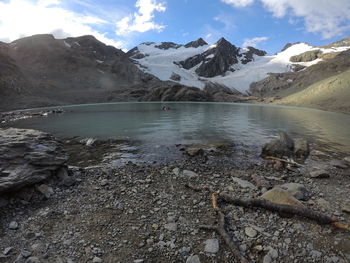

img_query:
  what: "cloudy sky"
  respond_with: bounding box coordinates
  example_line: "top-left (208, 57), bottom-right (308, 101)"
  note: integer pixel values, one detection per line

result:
top-left (0, 0), bottom-right (350, 53)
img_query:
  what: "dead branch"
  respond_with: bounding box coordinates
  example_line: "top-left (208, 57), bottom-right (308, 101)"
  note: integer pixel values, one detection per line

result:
top-left (200, 211), bottom-right (250, 263)
top-left (211, 192), bottom-right (219, 210)
top-left (219, 193), bottom-right (349, 230)
top-left (265, 156), bottom-right (304, 167)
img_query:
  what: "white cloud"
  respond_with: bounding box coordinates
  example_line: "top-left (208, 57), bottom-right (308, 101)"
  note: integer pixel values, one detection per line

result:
top-left (243, 36), bottom-right (268, 47)
top-left (222, 0), bottom-right (350, 39)
top-left (260, 0), bottom-right (350, 39)
top-left (220, 0), bottom-right (254, 8)
top-left (116, 0), bottom-right (166, 36)
top-left (0, 0), bottom-right (124, 48)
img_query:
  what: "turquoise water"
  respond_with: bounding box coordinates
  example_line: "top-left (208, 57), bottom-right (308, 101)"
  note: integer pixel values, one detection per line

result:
top-left (4, 102), bottom-right (350, 154)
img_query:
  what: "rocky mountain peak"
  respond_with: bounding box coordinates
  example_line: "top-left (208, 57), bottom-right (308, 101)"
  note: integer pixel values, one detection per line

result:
top-left (155, 42), bottom-right (182, 50)
top-left (184, 38), bottom-right (208, 48)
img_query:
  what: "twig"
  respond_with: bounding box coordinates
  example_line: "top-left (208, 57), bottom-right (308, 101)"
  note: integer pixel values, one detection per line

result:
top-left (219, 193), bottom-right (349, 230)
top-left (265, 156), bottom-right (304, 167)
top-left (200, 211), bottom-right (250, 263)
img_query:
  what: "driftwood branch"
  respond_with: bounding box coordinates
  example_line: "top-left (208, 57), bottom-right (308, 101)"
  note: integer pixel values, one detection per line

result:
top-left (219, 193), bottom-right (349, 230)
top-left (265, 156), bottom-right (304, 167)
top-left (200, 211), bottom-right (250, 263)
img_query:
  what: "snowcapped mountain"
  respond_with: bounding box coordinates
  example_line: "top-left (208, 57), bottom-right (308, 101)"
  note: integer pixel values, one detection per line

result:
top-left (128, 38), bottom-right (350, 94)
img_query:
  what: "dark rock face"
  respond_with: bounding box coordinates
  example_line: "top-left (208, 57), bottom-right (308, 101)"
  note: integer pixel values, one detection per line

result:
top-left (140, 85), bottom-right (212, 102)
top-left (241, 46), bottom-right (267, 64)
top-left (179, 38), bottom-right (266, 78)
top-left (280, 42), bottom-right (301, 52)
top-left (0, 128), bottom-right (68, 193)
top-left (261, 132), bottom-right (310, 160)
top-left (170, 72), bottom-right (181, 81)
top-left (184, 38), bottom-right (208, 48)
top-left (155, 42), bottom-right (182, 50)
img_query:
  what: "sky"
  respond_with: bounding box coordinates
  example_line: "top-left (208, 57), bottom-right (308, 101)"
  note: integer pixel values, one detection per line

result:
top-left (0, 0), bottom-right (350, 53)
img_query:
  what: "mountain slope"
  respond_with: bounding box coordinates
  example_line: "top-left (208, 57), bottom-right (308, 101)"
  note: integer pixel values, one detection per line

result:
top-left (0, 34), bottom-right (197, 111)
top-left (274, 68), bottom-right (350, 113)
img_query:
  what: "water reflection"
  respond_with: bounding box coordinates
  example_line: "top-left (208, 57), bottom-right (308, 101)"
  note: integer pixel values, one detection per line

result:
top-left (3, 102), bottom-right (350, 154)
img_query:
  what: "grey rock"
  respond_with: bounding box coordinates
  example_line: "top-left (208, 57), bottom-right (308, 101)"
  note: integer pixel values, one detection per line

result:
top-left (261, 132), bottom-right (294, 158)
top-left (92, 257), bottom-right (102, 263)
top-left (204, 239), bottom-right (219, 253)
top-left (3, 247), bottom-right (13, 255)
top-left (0, 198), bottom-right (9, 207)
top-left (133, 260), bottom-right (144, 263)
top-left (184, 38), bottom-right (207, 48)
top-left (232, 177), bottom-right (256, 189)
top-left (263, 254), bottom-right (272, 263)
top-left (331, 160), bottom-right (349, 169)
top-left (9, 221), bottom-right (18, 230)
top-left (186, 255), bottom-right (201, 263)
top-left (0, 128), bottom-right (68, 193)
top-left (36, 184), bottom-right (54, 198)
top-left (172, 168), bottom-right (180, 176)
top-left (25, 257), bottom-right (41, 263)
top-left (310, 169), bottom-right (330, 178)
top-left (310, 250), bottom-right (322, 259)
top-left (21, 251), bottom-right (32, 258)
top-left (294, 138), bottom-right (310, 159)
top-left (182, 170), bottom-right (198, 178)
top-left (57, 167), bottom-right (75, 186)
top-left (245, 227), bottom-right (258, 238)
top-left (344, 156), bottom-right (350, 165)
top-left (170, 72), bottom-right (181, 81)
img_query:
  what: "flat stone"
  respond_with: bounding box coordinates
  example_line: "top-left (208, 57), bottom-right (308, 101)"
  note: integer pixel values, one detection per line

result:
top-left (0, 128), bottom-right (68, 193)
top-left (3, 247), bottom-right (13, 255)
top-left (204, 239), bottom-right (219, 253)
top-left (92, 257), bottom-right (102, 263)
top-left (186, 255), bottom-right (201, 263)
top-left (182, 170), bottom-right (198, 178)
top-left (263, 255), bottom-right (272, 263)
top-left (25, 257), bottom-right (41, 263)
top-left (310, 170), bottom-right (330, 179)
top-left (245, 227), bottom-right (258, 238)
top-left (232, 177), bottom-right (256, 189)
top-left (9, 221), bottom-right (18, 230)
top-left (262, 188), bottom-right (304, 207)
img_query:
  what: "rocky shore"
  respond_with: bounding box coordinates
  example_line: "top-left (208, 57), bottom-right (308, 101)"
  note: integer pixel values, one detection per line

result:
top-left (0, 129), bottom-right (350, 263)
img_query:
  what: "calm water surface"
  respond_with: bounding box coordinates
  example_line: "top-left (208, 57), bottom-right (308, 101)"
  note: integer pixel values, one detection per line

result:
top-left (5, 102), bottom-right (350, 155)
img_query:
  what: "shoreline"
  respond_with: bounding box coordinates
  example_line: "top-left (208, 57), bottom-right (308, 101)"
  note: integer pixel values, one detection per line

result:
top-left (1, 130), bottom-right (350, 262)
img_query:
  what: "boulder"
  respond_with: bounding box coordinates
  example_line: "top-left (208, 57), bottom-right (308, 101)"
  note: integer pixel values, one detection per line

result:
top-left (0, 128), bottom-right (68, 193)
top-left (262, 132), bottom-right (310, 160)
top-left (261, 132), bottom-right (294, 158)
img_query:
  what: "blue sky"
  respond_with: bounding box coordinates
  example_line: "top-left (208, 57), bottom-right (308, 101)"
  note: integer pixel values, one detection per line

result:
top-left (0, 0), bottom-right (350, 53)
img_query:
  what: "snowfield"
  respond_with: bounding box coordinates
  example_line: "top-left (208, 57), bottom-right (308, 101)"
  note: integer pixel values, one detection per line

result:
top-left (131, 42), bottom-right (350, 94)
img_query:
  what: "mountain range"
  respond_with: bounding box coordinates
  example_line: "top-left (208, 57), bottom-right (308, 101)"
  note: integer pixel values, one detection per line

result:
top-left (0, 34), bottom-right (349, 113)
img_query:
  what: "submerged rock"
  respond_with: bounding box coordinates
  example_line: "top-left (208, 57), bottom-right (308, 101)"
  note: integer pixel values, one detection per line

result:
top-left (0, 128), bottom-right (68, 193)
top-left (261, 132), bottom-right (310, 160)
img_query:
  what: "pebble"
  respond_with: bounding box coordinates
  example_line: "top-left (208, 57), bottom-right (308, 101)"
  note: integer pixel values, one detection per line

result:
top-left (25, 257), bottom-right (41, 263)
top-left (36, 184), bottom-right (54, 198)
top-left (245, 227), bottom-right (258, 238)
top-left (9, 221), bottom-right (18, 230)
top-left (186, 255), bottom-right (201, 263)
top-left (182, 170), bottom-right (198, 178)
top-left (310, 250), bottom-right (322, 259)
top-left (204, 239), bottom-right (219, 253)
top-left (172, 168), bottom-right (180, 176)
top-left (232, 177), bottom-right (256, 189)
top-left (342, 205), bottom-right (350, 214)
top-left (92, 256), bottom-right (102, 263)
top-left (134, 260), bottom-right (144, 263)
